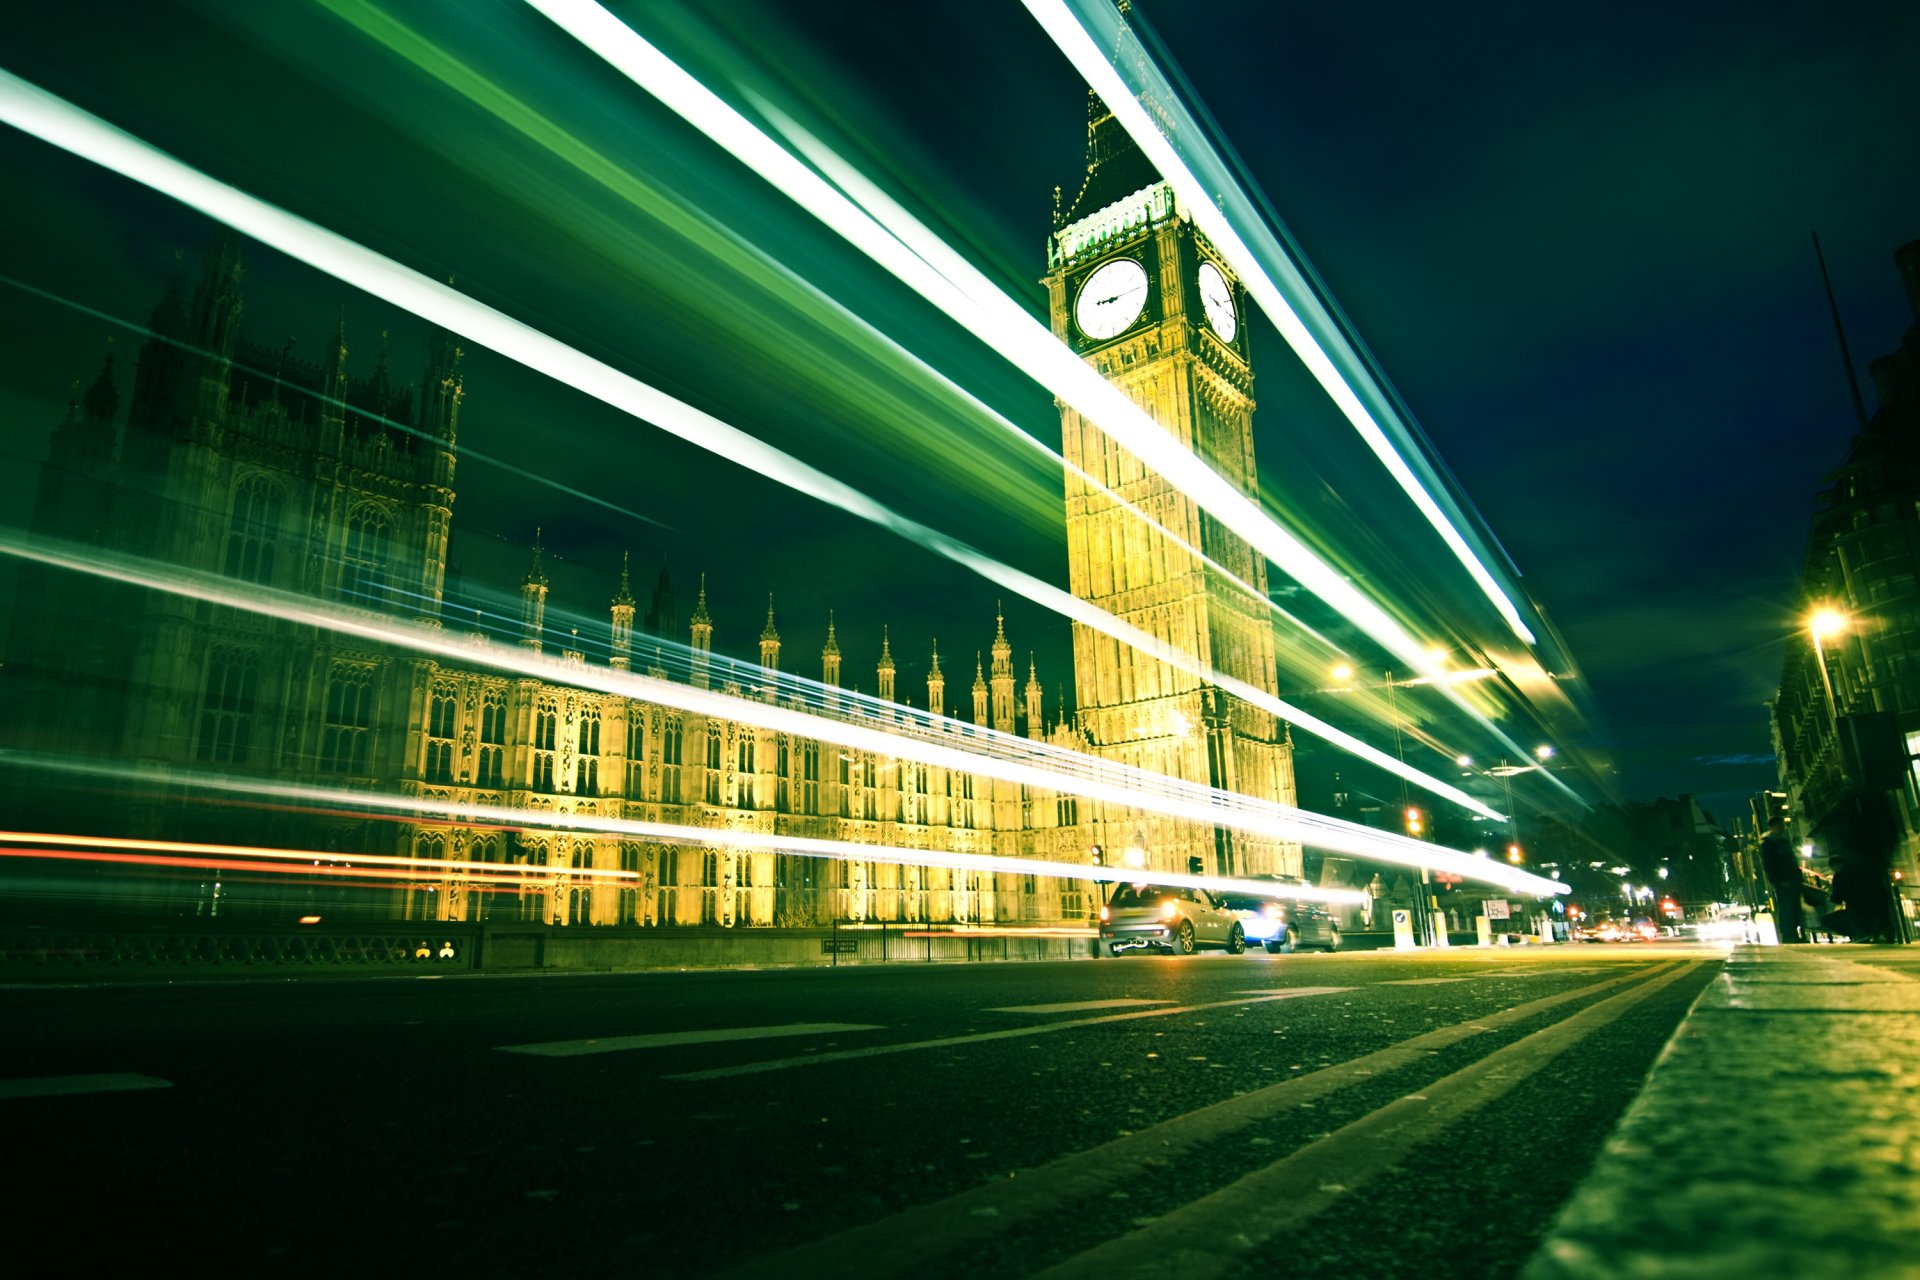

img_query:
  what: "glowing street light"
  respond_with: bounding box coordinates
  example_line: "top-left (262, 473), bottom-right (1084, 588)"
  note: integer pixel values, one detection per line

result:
top-left (1808, 605), bottom-right (1848, 722)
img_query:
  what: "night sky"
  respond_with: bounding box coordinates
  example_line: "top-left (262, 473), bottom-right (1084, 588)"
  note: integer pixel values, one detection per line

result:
top-left (2, 0), bottom-right (1917, 833)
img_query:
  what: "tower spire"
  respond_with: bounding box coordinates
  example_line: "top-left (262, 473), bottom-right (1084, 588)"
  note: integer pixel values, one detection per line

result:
top-left (519, 528), bottom-right (548, 650)
top-left (821, 609), bottom-right (843, 688)
top-left (610, 551), bottom-right (636, 671)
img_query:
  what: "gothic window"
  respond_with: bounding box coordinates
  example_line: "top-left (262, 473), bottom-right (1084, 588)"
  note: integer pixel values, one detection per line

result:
top-left (701, 850), bottom-right (720, 925)
top-left (339, 506), bottom-right (392, 609)
top-left (704, 724), bottom-right (723, 804)
top-left (861, 757), bottom-right (878, 820)
top-left (661, 718), bottom-right (684, 803)
top-left (576, 704), bottom-right (601, 795)
top-left (425, 683), bottom-right (457, 783)
top-left (838, 751), bottom-right (852, 817)
top-left (626, 710), bottom-right (646, 796)
top-left (197, 646), bottom-right (260, 764)
top-left (532, 697), bottom-right (558, 792)
top-left (618, 843), bottom-right (642, 924)
top-left (737, 734), bottom-right (756, 810)
top-left (775, 736), bottom-right (791, 813)
top-left (956, 773), bottom-right (975, 829)
top-left (1058, 795), bottom-right (1078, 828)
top-left (801, 741), bottom-right (819, 814)
top-left (477, 687), bottom-right (505, 787)
top-left (222, 476), bottom-right (282, 586)
top-left (320, 662), bottom-right (375, 774)
top-left (1020, 784), bottom-right (1033, 827)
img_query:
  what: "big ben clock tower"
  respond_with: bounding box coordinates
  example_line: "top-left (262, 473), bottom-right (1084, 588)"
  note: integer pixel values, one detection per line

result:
top-left (1046, 94), bottom-right (1301, 882)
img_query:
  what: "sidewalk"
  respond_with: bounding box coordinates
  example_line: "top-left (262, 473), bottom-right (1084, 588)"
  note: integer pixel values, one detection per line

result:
top-left (1527, 944), bottom-right (1920, 1279)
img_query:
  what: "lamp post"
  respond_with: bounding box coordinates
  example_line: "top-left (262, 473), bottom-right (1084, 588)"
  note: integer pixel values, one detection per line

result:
top-left (1809, 607), bottom-right (1847, 725)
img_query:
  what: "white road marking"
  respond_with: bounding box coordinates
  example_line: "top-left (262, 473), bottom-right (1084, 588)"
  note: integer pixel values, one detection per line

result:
top-left (0, 1073), bottom-right (172, 1099)
top-left (985, 999), bottom-right (1175, 1015)
top-left (671, 988), bottom-right (1351, 1081)
top-left (1380, 978), bottom-right (1474, 986)
top-left (498, 1022), bottom-right (882, 1058)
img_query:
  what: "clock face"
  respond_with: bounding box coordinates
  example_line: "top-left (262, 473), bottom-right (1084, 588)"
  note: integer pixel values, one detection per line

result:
top-left (1074, 258), bottom-right (1149, 341)
top-left (1197, 261), bottom-right (1237, 342)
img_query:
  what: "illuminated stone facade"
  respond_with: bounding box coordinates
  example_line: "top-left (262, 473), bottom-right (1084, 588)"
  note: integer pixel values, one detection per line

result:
top-left (10, 105), bottom-right (1304, 926)
top-left (1044, 96), bottom-right (1302, 881)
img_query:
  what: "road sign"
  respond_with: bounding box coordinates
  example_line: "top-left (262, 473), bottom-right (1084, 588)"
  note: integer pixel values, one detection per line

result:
top-left (1392, 908), bottom-right (1416, 950)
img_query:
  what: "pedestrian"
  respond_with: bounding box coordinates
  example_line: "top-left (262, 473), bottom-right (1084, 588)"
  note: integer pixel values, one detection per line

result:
top-left (1758, 816), bottom-right (1804, 944)
top-left (1831, 852), bottom-right (1893, 943)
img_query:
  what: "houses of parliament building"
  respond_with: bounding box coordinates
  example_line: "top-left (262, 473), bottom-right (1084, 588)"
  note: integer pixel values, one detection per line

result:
top-left (5, 99), bottom-right (1304, 930)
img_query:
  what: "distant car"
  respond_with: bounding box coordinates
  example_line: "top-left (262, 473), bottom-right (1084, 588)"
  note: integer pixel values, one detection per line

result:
top-left (1100, 883), bottom-right (1245, 955)
top-left (1218, 890), bottom-right (1343, 954)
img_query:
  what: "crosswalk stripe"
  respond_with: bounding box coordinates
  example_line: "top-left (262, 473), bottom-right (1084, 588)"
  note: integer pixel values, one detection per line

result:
top-left (0, 1073), bottom-right (172, 1099)
top-left (497, 1022), bottom-right (881, 1057)
top-left (985, 999), bottom-right (1175, 1014)
top-left (670, 988), bottom-right (1350, 1081)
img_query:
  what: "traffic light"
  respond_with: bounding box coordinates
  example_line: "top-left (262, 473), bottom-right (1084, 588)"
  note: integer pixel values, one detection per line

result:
top-left (1405, 807), bottom-right (1424, 837)
top-left (1507, 843), bottom-right (1523, 864)
top-left (1090, 844), bottom-right (1105, 866)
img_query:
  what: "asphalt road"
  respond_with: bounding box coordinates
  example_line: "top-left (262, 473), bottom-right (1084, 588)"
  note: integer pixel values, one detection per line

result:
top-left (3, 944), bottom-right (1720, 1276)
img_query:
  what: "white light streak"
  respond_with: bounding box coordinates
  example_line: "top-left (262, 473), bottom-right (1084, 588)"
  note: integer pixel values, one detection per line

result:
top-left (1024, 0), bottom-right (1536, 649)
top-left (524, 0), bottom-right (1451, 679)
top-left (0, 64), bottom-right (1507, 821)
top-left (0, 529), bottom-right (1566, 896)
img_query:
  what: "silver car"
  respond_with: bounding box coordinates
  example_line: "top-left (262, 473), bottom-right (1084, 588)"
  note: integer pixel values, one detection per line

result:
top-left (1100, 883), bottom-right (1245, 955)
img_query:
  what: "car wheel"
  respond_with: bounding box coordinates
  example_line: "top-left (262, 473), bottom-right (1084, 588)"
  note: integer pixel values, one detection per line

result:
top-left (1171, 921), bottom-right (1196, 955)
top-left (1324, 926), bottom-right (1341, 953)
top-left (1264, 941), bottom-right (1283, 955)
top-left (1226, 924), bottom-right (1246, 954)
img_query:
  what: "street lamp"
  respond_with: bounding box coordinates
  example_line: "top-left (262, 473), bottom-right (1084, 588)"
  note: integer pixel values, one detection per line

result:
top-left (1809, 606), bottom-right (1848, 723)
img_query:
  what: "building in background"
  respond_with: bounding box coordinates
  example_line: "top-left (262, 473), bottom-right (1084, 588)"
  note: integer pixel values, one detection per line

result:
top-left (1771, 240), bottom-right (1920, 926)
top-left (3, 103), bottom-right (1311, 928)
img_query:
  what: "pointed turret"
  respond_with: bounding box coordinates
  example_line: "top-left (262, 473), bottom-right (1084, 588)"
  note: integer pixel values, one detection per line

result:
top-left (972, 652), bottom-right (989, 726)
top-left (989, 605), bottom-right (1016, 734)
top-left (319, 313), bottom-right (350, 450)
top-left (610, 552), bottom-right (636, 671)
top-left (81, 350), bottom-right (118, 425)
top-left (519, 528), bottom-right (549, 651)
top-left (927, 640), bottom-right (946, 720)
top-left (690, 574), bottom-right (713, 689)
top-left (1024, 653), bottom-right (1044, 739)
top-left (821, 611), bottom-right (843, 687)
top-left (644, 562), bottom-right (675, 678)
top-left (185, 231), bottom-right (244, 423)
top-left (419, 327), bottom-right (463, 442)
top-left (877, 626), bottom-right (896, 704)
top-left (759, 594), bottom-right (781, 690)
top-left (128, 267), bottom-right (187, 437)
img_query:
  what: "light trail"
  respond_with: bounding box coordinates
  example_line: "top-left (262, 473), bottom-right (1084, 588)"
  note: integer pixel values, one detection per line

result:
top-left (0, 271), bottom-right (673, 534)
top-left (312, 0), bottom-right (1306, 641)
top-left (0, 831), bottom-right (637, 884)
top-left (523, 0), bottom-right (1452, 680)
top-left (1026, 0), bottom-right (1537, 649)
top-left (0, 66), bottom-right (1509, 820)
top-left (0, 530), bottom-right (1564, 896)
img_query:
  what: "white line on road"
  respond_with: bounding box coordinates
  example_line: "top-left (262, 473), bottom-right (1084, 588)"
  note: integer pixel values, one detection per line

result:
top-left (669, 988), bottom-right (1351, 1081)
top-left (0, 1073), bottom-right (172, 1099)
top-left (498, 1022), bottom-right (882, 1058)
top-left (984, 999), bottom-right (1176, 1014)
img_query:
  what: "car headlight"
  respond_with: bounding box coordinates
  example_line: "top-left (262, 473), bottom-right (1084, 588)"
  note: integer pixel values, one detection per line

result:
top-left (1098, 905), bottom-right (1110, 923)
top-left (1263, 904), bottom-right (1282, 919)
top-left (1161, 899), bottom-right (1179, 921)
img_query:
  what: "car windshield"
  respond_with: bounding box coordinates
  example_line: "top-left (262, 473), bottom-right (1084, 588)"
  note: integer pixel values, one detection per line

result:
top-left (1216, 895), bottom-right (1276, 912)
top-left (1107, 884), bottom-right (1176, 908)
